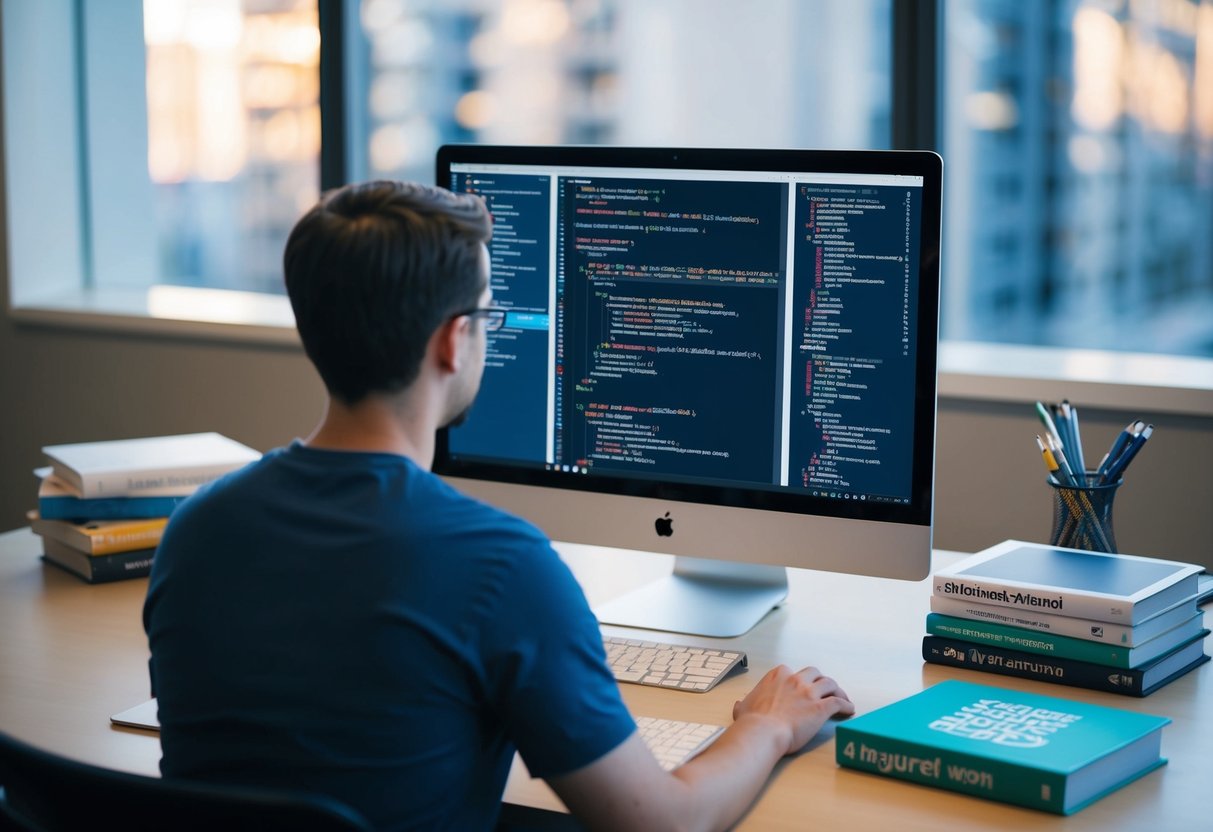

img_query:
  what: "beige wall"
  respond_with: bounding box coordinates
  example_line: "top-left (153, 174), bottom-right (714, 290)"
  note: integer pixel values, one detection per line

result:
top-left (1, 311), bottom-right (1210, 569)
top-left (0, 320), bottom-right (324, 528)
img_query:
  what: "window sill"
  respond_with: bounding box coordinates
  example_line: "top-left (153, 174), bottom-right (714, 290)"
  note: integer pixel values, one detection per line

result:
top-left (938, 341), bottom-right (1213, 417)
top-left (7, 291), bottom-right (1213, 416)
top-left (8, 285), bottom-right (300, 348)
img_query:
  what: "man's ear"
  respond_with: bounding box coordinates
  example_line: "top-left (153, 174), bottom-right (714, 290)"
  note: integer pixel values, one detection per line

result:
top-left (433, 314), bottom-right (469, 374)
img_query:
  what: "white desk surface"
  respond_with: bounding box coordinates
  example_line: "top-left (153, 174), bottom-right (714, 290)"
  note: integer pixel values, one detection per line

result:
top-left (0, 526), bottom-right (1208, 830)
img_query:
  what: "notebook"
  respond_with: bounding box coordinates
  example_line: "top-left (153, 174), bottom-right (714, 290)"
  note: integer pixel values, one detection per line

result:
top-left (110, 698), bottom-right (159, 730)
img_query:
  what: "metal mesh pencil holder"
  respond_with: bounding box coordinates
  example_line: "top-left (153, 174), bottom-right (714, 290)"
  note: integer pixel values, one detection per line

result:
top-left (1047, 474), bottom-right (1120, 553)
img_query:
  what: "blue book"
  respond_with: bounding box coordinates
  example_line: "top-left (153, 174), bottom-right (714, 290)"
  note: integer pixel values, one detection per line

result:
top-left (836, 680), bottom-right (1170, 814)
top-left (36, 473), bottom-right (188, 521)
top-left (933, 539), bottom-right (1203, 625)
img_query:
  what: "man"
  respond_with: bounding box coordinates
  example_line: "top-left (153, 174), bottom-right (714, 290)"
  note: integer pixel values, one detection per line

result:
top-left (144, 180), bottom-right (854, 831)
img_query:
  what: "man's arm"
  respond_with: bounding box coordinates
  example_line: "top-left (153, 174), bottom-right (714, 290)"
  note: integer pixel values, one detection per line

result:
top-left (546, 664), bottom-right (854, 832)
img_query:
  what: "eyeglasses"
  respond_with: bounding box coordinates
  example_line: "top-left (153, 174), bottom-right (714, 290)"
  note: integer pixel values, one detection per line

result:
top-left (453, 306), bottom-right (507, 332)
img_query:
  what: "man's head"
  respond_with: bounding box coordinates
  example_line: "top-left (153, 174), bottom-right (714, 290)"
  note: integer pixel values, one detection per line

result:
top-left (284, 180), bottom-right (493, 407)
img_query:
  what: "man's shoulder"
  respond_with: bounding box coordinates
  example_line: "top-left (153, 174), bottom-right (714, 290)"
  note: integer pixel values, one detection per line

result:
top-left (427, 481), bottom-right (553, 553)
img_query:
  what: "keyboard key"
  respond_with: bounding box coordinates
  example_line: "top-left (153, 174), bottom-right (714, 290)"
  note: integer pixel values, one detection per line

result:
top-left (603, 635), bottom-right (748, 693)
top-left (635, 715), bottom-right (725, 770)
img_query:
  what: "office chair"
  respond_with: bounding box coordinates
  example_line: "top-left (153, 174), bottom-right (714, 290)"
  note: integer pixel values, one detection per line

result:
top-left (0, 731), bottom-right (373, 832)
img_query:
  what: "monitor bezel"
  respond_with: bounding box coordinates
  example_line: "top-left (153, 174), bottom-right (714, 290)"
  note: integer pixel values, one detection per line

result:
top-left (434, 144), bottom-right (941, 531)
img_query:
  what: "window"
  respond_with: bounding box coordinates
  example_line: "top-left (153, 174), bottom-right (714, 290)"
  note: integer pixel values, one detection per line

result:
top-left (4, 0), bottom-right (1213, 386)
top-left (144, 0), bottom-right (321, 296)
top-left (348, 0), bottom-right (892, 185)
top-left (4, 0), bottom-right (889, 328)
top-left (942, 0), bottom-right (1213, 359)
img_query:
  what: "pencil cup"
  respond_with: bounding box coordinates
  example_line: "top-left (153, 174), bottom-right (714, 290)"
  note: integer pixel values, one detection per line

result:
top-left (1047, 474), bottom-right (1120, 553)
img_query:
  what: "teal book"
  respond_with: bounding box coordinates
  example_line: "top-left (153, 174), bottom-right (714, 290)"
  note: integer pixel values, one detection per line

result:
top-left (835, 680), bottom-right (1169, 814)
top-left (925, 611), bottom-right (1206, 669)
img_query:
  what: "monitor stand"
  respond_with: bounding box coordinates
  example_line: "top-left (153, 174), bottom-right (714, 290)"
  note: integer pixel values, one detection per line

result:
top-left (593, 556), bottom-right (788, 638)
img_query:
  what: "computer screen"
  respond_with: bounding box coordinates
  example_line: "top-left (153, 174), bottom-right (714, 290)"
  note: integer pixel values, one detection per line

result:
top-left (435, 145), bottom-right (942, 637)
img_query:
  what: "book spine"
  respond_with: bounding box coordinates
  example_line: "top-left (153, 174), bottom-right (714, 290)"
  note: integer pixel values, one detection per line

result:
top-left (835, 722), bottom-right (1067, 813)
top-left (83, 520), bottom-right (166, 555)
top-left (58, 462), bottom-right (234, 498)
top-left (929, 594), bottom-right (1138, 646)
top-left (30, 515), bottom-right (167, 556)
top-left (84, 550), bottom-right (156, 583)
top-left (38, 495), bottom-right (186, 521)
top-left (922, 635), bottom-right (1146, 696)
top-left (926, 613), bottom-right (1134, 668)
top-left (933, 574), bottom-right (1135, 624)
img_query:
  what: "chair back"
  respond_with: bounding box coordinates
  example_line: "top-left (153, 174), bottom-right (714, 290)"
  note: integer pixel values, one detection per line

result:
top-left (0, 731), bottom-right (372, 832)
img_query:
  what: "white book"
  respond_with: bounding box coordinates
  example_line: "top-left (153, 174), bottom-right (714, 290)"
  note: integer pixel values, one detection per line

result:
top-left (928, 593), bottom-right (1200, 647)
top-left (933, 540), bottom-right (1203, 626)
top-left (42, 432), bottom-right (261, 498)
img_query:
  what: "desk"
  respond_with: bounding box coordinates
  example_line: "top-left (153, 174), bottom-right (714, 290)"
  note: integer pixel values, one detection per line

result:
top-left (0, 527), bottom-right (1208, 830)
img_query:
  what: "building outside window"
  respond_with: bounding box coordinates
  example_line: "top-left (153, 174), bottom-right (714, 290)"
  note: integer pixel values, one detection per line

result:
top-left (144, 0), bottom-right (321, 296)
top-left (943, 0), bottom-right (1213, 359)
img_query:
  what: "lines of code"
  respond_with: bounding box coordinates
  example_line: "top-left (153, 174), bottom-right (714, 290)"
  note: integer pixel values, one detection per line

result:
top-left (449, 172), bottom-right (553, 463)
top-left (445, 164), bottom-right (927, 505)
top-left (560, 177), bottom-right (785, 483)
top-left (790, 185), bottom-right (922, 501)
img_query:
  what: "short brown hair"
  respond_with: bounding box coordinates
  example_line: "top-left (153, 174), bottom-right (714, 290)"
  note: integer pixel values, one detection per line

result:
top-left (284, 181), bottom-right (492, 404)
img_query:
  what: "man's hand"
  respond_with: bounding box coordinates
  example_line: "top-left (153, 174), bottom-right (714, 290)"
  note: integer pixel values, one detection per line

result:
top-left (732, 664), bottom-right (855, 756)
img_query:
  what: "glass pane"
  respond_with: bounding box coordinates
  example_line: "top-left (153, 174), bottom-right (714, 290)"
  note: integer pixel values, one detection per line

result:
top-left (352, 0), bottom-right (892, 186)
top-left (144, 0), bottom-right (320, 295)
top-left (943, 0), bottom-right (1213, 358)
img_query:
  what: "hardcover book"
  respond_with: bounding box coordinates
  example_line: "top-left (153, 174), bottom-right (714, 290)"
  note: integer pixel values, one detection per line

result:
top-left (36, 471), bottom-right (189, 521)
top-left (41, 537), bottom-right (155, 584)
top-left (929, 592), bottom-right (1199, 648)
top-left (933, 540), bottom-right (1202, 625)
top-left (922, 633), bottom-right (1210, 697)
top-left (28, 510), bottom-right (167, 555)
top-left (42, 432), bottom-right (260, 498)
top-left (925, 611), bottom-right (1206, 669)
top-left (835, 680), bottom-right (1170, 814)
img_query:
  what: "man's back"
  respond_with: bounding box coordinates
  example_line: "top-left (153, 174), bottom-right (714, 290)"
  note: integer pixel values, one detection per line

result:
top-left (144, 442), bottom-right (634, 830)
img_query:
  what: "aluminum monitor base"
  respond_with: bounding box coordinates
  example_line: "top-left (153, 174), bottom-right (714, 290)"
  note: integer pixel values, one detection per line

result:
top-left (593, 556), bottom-right (788, 638)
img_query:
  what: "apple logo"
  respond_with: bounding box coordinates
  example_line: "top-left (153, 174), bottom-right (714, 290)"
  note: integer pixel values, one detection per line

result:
top-left (654, 511), bottom-right (673, 537)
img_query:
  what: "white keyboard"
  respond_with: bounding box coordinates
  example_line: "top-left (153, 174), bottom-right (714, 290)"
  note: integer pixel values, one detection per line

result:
top-left (635, 715), bottom-right (725, 771)
top-left (603, 636), bottom-right (747, 692)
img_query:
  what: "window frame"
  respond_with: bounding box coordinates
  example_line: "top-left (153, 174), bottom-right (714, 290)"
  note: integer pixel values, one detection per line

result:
top-left (2, 0), bottom-right (1211, 412)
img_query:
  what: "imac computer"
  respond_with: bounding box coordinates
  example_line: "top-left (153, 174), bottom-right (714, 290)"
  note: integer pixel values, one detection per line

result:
top-left (435, 145), bottom-right (942, 637)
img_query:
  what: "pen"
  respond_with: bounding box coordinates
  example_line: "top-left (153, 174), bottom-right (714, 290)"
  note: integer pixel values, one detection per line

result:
top-left (1103, 423), bottom-right (1153, 483)
top-left (1044, 433), bottom-right (1078, 486)
top-left (1062, 401), bottom-right (1087, 485)
top-left (1096, 420), bottom-right (1140, 483)
top-left (1035, 401), bottom-right (1065, 455)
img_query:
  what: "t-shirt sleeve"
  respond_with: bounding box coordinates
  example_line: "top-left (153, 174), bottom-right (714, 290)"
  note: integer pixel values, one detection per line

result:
top-left (481, 537), bottom-right (635, 779)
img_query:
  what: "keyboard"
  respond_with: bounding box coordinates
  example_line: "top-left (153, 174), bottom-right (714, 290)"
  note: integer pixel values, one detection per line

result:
top-left (635, 715), bottom-right (725, 771)
top-left (603, 636), bottom-right (747, 692)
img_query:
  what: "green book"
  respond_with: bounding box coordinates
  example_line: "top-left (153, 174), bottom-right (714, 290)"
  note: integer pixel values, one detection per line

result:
top-left (836, 680), bottom-right (1169, 814)
top-left (925, 611), bottom-right (1206, 669)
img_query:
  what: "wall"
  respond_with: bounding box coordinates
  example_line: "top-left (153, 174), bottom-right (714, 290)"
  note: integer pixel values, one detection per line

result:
top-left (0, 320), bottom-right (324, 529)
top-left (1, 310), bottom-right (1210, 570)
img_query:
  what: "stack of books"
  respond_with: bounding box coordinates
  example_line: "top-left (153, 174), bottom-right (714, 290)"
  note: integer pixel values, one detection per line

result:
top-left (924, 540), bottom-right (1209, 697)
top-left (29, 433), bottom-right (260, 583)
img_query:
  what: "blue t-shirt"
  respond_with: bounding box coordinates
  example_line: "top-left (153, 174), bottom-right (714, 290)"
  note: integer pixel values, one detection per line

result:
top-left (143, 442), bottom-right (635, 831)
